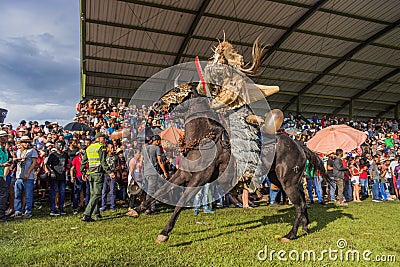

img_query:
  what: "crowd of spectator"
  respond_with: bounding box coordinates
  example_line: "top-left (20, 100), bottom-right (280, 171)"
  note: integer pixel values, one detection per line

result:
top-left (0, 98), bottom-right (399, 221)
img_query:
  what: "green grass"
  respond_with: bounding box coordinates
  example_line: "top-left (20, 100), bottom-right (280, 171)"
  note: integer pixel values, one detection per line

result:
top-left (1, 200), bottom-right (399, 266)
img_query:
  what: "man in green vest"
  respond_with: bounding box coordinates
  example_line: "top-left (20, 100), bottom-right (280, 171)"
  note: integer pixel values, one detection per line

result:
top-left (80, 132), bottom-right (115, 222)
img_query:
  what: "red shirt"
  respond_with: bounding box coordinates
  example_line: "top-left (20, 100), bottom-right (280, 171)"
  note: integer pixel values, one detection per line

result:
top-left (359, 165), bottom-right (368, 179)
top-left (71, 155), bottom-right (82, 178)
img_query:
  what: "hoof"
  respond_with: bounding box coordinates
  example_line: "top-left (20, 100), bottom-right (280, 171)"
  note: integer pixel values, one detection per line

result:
top-left (156, 234), bottom-right (169, 243)
top-left (281, 237), bottom-right (291, 243)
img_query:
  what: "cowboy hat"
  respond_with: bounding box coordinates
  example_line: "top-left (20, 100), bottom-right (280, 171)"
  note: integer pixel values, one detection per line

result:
top-left (0, 130), bottom-right (10, 138)
top-left (95, 132), bottom-right (106, 139)
top-left (19, 136), bottom-right (32, 143)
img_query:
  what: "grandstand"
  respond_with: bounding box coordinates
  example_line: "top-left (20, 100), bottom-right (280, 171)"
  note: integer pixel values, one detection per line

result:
top-left (80, 0), bottom-right (400, 119)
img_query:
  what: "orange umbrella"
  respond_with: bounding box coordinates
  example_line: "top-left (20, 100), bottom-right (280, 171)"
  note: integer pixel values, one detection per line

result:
top-left (159, 126), bottom-right (183, 144)
top-left (306, 125), bottom-right (367, 154)
top-left (111, 130), bottom-right (123, 140)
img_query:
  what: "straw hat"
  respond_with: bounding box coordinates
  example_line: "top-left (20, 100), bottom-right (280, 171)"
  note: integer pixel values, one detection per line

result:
top-left (19, 136), bottom-right (32, 143)
top-left (0, 130), bottom-right (10, 138)
top-left (45, 142), bottom-right (54, 147)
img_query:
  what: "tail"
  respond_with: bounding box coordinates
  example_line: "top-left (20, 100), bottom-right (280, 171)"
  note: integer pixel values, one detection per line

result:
top-left (297, 141), bottom-right (334, 187)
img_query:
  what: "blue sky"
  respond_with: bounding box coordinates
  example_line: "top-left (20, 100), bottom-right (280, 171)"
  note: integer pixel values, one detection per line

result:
top-left (0, 0), bottom-right (80, 126)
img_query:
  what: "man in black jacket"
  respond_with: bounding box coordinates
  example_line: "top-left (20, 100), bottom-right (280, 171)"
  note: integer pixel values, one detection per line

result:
top-left (333, 149), bottom-right (348, 205)
top-left (46, 140), bottom-right (69, 215)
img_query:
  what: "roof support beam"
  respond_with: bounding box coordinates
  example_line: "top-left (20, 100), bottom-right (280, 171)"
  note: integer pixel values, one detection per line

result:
top-left (173, 0), bottom-right (211, 65)
top-left (86, 56), bottom-right (168, 68)
top-left (80, 0), bottom-right (87, 98)
top-left (119, 0), bottom-right (394, 29)
top-left (86, 42), bottom-right (400, 84)
top-left (85, 20), bottom-right (400, 69)
top-left (86, 71), bottom-right (150, 81)
top-left (282, 18), bottom-right (400, 112)
top-left (332, 68), bottom-right (400, 114)
top-left (260, 0), bottom-right (328, 64)
top-left (376, 100), bottom-right (400, 118)
top-left (267, 0), bottom-right (392, 25)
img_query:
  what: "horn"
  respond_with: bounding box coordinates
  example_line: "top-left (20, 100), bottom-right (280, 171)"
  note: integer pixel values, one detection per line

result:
top-left (255, 85), bottom-right (279, 97)
top-left (174, 73), bottom-right (181, 88)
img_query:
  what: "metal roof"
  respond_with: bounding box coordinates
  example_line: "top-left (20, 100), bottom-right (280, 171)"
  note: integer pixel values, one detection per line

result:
top-left (80, 0), bottom-right (400, 119)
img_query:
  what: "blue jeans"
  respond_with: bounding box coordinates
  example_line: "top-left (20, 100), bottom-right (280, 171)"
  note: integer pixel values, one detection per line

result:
top-left (329, 177), bottom-right (336, 201)
top-left (379, 183), bottom-right (387, 200)
top-left (372, 179), bottom-right (380, 200)
top-left (72, 177), bottom-right (90, 209)
top-left (49, 180), bottom-right (66, 212)
top-left (344, 180), bottom-right (353, 201)
top-left (0, 177), bottom-right (8, 218)
top-left (306, 177), bottom-right (323, 203)
top-left (194, 183), bottom-right (211, 210)
top-left (101, 174), bottom-right (116, 210)
top-left (270, 188), bottom-right (279, 204)
top-left (359, 179), bottom-right (368, 197)
top-left (6, 173), bottom-right (12, 187)
top-left (145, 175), bottom-right (159, 211)
top-left (14, 178), bottom-right (34, 215)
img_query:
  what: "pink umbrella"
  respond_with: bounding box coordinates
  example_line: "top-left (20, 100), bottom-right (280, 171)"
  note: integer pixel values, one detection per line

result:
top-left (159, 126), bottom-right (184, 144)
top-left (306, 125), bottom-right (367, 154)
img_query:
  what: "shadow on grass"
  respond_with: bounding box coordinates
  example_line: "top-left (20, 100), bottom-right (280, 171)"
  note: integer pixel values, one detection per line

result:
top-left (172, 205), bottom-right (353, 247)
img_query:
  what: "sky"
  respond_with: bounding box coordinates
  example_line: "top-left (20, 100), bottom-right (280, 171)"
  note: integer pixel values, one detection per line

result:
top-left (0, 0), bottom-right (80, 127)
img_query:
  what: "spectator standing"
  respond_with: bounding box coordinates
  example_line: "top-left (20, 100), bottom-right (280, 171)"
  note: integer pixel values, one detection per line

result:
top-left (359, 162), bottom-right (369, 199)
top-left (0, 131), bottom-right (10, 221)
top-left (390, 156), bottom-right (400, 200)
top-left (326, 151), bottom-right (336, 202)
top-left (46, 140), bottom-right (69, 216)
top-left (13, 136), bottom-right (38, 218)
top-left (305, 160), bottom-right (324, 204)
top-left (116, 148), bottom-right (128, 206)
top-left (343, 156), bottom-right (353, 202)
top-left (379, 161), bottom-right (388, 201)
top-left (142, 135), bottom-right (168, 215)
top-left (70, 148), bottom-right (89, 214)
top-left (100, 144), bottom-right (118, 212)
top-left (349, 158), bottom-right (361, 202)
top-left (193, 183), bottom-right (215, 214)
top-left (126, 149), bottom-right (141, 217)
top-left (333, 149), bottom-right (348, 205)
top-left (393, 159), bottom-right (400, 200)
top-left (370, 155), bottom-right (382, 202)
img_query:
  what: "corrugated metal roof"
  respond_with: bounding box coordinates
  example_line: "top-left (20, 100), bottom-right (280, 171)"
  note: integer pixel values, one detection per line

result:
top-left (207, 0), bottom-right (308, 28)
top-left (282, 32), bottom-right (360, 57)
top-left (374, 27), bottom-right (400, 47)
top-left (322, 0), bottom-right (400, 23)
top-left (299, 11), bottom-right (386, 40)
top-left (82, 0), bottom-right (400, 119)
top-left (352, 46), bottom-right (400, 66)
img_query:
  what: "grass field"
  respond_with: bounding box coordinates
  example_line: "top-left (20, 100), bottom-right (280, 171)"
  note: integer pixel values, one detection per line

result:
top-left (1, 200), bottom-right (399, 266)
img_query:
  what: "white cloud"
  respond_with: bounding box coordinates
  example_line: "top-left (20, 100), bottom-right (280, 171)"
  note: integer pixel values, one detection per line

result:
top-left (0, 100), bottom-right (76, 127)
top-left (0, 0), bottom-right (80, 126)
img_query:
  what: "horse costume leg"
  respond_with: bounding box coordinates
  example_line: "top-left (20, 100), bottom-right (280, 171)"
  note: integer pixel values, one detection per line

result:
top-left (156, 172), bottom-right (208, 243)
top-left (263, 134), bottom-right (308, 241)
